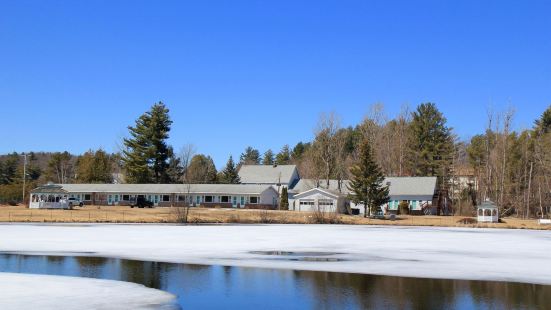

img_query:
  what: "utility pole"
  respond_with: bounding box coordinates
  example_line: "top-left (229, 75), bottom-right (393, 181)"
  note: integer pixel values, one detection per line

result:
top-left (21, 153), bottom-right (27, 203)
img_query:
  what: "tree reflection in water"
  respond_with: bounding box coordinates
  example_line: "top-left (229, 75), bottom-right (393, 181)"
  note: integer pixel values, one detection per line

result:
top-left (0, 254), bottom-right (548, 310)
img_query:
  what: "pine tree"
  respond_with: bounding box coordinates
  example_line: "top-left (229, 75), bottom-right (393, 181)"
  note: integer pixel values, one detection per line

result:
top-left (275, 145), bottom-right (291, 165)
top-left (291, 142), bottom-right (310, 161)
top-left (221, 155), bottom-right (240, 184)
top-left (0, 153), bottom-right (19, 185)
top-left (166, 147), bottom-right (184, 183)
top-left (262, 150), bottom-right (274, 165)
top-left (122, 102), bottom-right (173, 183)
top-left (535, 105), bottom-right (551, 135)
top-left (408, 103), bottom-right (454, 178)
top-left (279, 187), bottom-right (289, 210)
top-left (348, 139), bottom-right (389, 217)
top-left (76, 149), bottom-right (113, 183)
top-left (240, 146), bottom-right (261, 165)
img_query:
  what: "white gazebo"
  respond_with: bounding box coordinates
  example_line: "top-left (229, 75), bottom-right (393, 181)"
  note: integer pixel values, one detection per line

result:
top-left (477, 200), bottom-right (499, 223)
top-left (29, 184), bottom-right (71, 209)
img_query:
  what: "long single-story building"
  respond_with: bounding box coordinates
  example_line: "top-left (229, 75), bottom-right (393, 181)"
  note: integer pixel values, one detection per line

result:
top-left (30, 183), bottom-right (279, 209)
top-left (29, 164), bottom-right (440, 215)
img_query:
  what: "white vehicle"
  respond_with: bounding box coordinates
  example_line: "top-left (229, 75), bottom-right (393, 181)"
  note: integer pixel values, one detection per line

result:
top-left (67, 197), bottom-right (84, 207)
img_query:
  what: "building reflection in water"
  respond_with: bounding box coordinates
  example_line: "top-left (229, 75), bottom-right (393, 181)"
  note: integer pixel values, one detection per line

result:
top-left (0, 254), bottom-right (548, 310)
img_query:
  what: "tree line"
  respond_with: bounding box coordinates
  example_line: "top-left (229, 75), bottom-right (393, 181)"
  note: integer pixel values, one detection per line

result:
top-left (2, 101), bottom-right (551, 219)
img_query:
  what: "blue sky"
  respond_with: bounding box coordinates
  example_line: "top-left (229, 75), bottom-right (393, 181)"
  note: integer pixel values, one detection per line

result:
top-left (1, 0), bottom-right (550, 167)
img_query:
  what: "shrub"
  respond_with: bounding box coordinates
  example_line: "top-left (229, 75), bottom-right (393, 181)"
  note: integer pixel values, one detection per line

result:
top-left (457, 217), bottom-right (477, 224)
top-left (226, 214), bottom-right (241, 223)
top-left (398, 201), bottom-right (410, 215)
top-left (309, 208), bottom-right (341, 224)
top-left (0, 184), bottom-right (23, 204)
top-left (258, 209), bottom-right (276, 224)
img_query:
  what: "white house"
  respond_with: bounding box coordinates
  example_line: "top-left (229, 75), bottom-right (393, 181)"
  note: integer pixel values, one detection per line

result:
top-left (30, 183), bottom-right (279, 209)
top-left (290, 177), bottom-right (438, 215)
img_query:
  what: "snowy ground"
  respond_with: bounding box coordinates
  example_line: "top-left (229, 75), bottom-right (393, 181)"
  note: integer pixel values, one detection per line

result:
top-left (0, 272), bottom-right (176, 310)
top-left (0, 224), bottom-right (550, 285)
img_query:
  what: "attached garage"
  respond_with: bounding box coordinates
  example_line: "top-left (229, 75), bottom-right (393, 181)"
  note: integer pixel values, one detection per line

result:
top-left (292, 188), bottom-right (346, 213)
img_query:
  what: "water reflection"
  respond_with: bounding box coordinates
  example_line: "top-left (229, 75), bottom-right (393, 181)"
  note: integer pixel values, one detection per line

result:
top-left (0, 253), bottom-right (548, 309)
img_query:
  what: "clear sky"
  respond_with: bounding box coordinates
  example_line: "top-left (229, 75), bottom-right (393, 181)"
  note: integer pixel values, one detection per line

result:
top-left (1, 0), bottom-right (550, 167)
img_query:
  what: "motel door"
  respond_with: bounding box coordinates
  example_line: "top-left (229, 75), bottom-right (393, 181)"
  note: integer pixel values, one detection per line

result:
top-left (232, 196), bottom-right (237, 208)
top-left (107, 195), bottom-right (113, 205)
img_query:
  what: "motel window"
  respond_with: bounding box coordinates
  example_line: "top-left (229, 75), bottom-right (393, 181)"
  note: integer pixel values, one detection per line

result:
top-left (249, 196), bottom-right (259, 204)
top-left (221, 196), bottom-right (230, 203)
top-left (84, 194), bottom-right (91, 201)
top-left (178, 195), bottom-right (187, 202)
top-left (162, 195), bottom-right (170, 202)
top-left (205, 196), bottom-right (213, 203)
top-left (122, 195), bottom-right (130, 201)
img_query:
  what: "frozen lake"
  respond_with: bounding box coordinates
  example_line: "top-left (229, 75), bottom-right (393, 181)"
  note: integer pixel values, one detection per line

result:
top-left (1, 223), bottom-right (550, 285)
top-left (1, 224), bottom-right (550, 309)
top-left (1, 253), bottom-right (549, 309)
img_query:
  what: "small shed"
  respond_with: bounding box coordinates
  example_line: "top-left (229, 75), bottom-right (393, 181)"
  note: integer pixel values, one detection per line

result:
top-left (477, 200), bottom-right (499, 223)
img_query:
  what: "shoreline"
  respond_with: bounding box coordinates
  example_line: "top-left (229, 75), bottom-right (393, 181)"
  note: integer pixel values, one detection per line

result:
top-left (1, 205), bottom-right (549, 230)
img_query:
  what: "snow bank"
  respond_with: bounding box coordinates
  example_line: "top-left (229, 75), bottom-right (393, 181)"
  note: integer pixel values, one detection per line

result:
top-left (0, 224), bottom-right (550, 285)
top-left (0, 272), bottom-right (177, 310)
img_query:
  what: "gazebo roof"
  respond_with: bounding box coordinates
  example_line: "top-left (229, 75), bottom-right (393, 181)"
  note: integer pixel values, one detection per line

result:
top-left (30, 184), bottom-right (68, 194)
top-left (477, 200), bottom-right (498, 209)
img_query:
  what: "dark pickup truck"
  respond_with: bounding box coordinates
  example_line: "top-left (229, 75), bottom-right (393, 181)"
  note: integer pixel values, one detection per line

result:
top-left (130, 197), bottom-right (154, 208)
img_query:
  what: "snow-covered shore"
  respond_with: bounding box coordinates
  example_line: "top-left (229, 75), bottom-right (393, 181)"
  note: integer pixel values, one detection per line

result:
top-left (1, 223), bottom-right (550, 285)
top-left (0, 272), bottom-right (176, 310)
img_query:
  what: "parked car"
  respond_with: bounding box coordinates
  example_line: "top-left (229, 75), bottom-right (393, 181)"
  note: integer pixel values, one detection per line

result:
top-left (131, 197), bottom-right (154, 208)
top-left (67, 197), bottom-right (84, 207)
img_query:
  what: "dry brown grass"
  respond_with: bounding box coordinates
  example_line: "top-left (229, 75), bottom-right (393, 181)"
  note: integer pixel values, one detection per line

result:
top-left (0, 204), bottom-right (549, 230)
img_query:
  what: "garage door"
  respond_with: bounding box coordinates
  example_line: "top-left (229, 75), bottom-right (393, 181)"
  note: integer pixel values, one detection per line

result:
top-left (299, 199), bottom-right (315, 212)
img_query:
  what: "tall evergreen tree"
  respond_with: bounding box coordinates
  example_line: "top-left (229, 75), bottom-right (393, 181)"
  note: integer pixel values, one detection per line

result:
top-left (0, 153), bottom-right (19, 185)
top-left (279, 187), bottom-right (289, 210)
top-left (408, 103), bottom-right (454, 178)
top-left (262, 150), bottom-right (274, 165)
top-left (166, 147), bottom-right (184, 183)
top-left (291, 142), bottom-right (310, 161)
top-left (220, 155), bottom-right (240, 184)
top-left (535, 105), bottom-right (551, 135)
top-left (275, 145), bottom-right (291, 165)
top-left (240, 146), bottom-right (261, 165)
top-left (122, 102), bottom-right (173, 183)
top-left (348, 139), bottom-right (389, 217)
